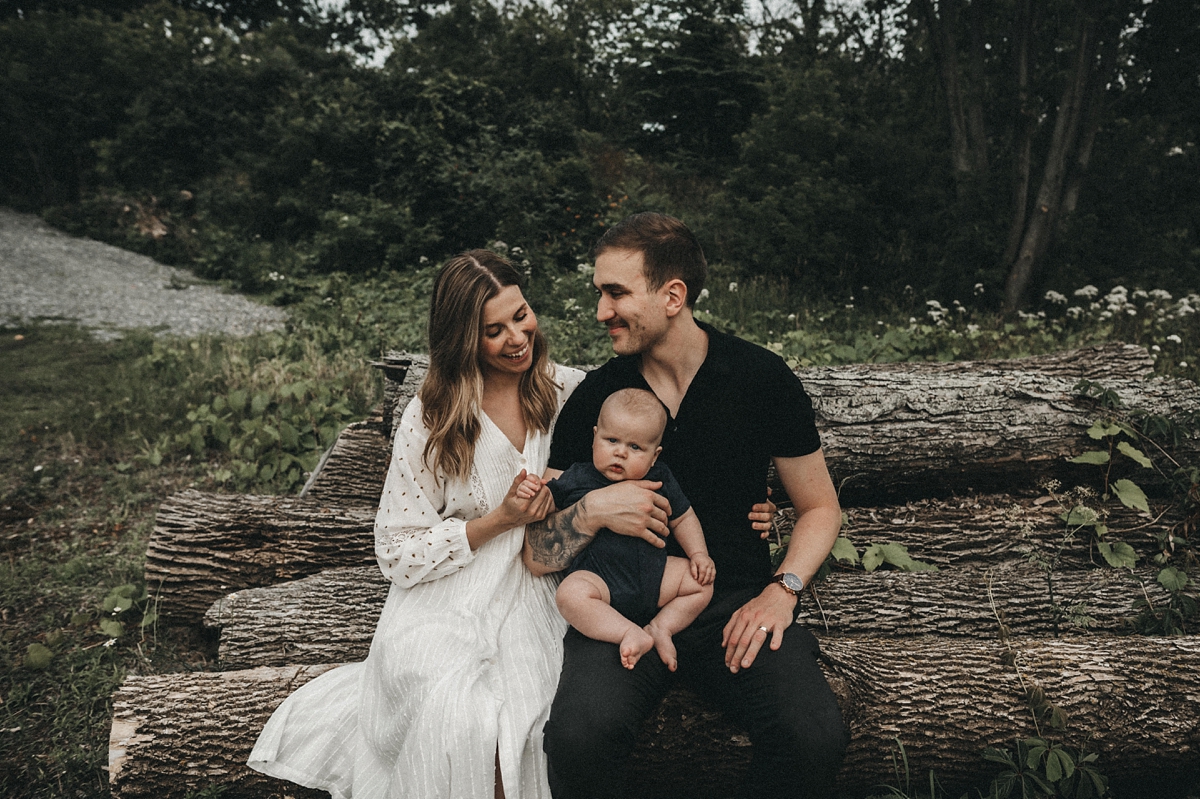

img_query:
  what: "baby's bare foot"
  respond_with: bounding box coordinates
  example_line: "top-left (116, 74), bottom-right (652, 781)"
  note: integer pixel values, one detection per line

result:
top-left (619, 626), bottom-right (655, 670)
top-left (645, 621), bottom-right (678, 672)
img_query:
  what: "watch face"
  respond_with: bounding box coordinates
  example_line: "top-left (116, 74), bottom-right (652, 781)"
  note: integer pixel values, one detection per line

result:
top-left (779, 573), bottom-right (804, 593)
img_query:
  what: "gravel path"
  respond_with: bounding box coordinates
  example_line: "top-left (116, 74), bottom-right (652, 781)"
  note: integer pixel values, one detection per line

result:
top-left (0, 208), bottom-right (287, 340)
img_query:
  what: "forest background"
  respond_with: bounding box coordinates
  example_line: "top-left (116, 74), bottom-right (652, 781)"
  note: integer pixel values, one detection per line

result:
top-left (2, 0), bottom-right (1200, 797)
top-left (3, 0), bottom-right (1198, 310)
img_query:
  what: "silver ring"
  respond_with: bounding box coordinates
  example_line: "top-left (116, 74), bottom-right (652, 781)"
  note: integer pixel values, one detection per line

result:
top-left (757, 626), bottom-right (769, 634)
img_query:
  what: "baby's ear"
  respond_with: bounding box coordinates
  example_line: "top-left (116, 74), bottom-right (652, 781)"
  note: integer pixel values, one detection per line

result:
top-left (653, 446), bottom-right (663, 463)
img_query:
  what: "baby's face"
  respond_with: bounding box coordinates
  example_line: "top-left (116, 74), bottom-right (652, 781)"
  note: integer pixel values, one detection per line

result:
top-left (592, 407), bottom-right (662, 482)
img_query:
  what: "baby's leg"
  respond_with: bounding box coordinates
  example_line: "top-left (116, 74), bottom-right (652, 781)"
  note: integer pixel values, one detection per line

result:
top-left (556, 571), bottom-right (654, 670)
top-left (644, 556), bottom-right (715, 672)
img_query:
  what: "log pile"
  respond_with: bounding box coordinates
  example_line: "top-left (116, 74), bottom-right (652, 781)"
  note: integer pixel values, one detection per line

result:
top-left (112, 344), bottom-right (1200, 798)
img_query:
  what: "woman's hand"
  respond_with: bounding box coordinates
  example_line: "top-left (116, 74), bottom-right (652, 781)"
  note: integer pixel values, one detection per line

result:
top-left (498, 469), bottom-right (554, 528)
top-left (467, 470), bottom-right (554, 549)
top-left (749, 487), bottom-right (778, 540)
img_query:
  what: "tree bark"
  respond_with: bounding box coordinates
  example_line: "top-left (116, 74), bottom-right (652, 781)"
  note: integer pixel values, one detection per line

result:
top-left (144, 491), bottom-right (377, 624)
top-left (108, 636), bottom-right (1200, 798)
top-left (203, 559), bottom-right (1185, 669)
top-left (305, 343), bottom-right (1159, 510)
top-left (804, 369), bottom-right (1199, 504)
top-left (157, 486), bottom-right (1179, 630)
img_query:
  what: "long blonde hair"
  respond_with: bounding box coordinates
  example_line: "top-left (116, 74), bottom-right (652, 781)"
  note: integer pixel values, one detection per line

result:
top-left (419, 249), bottom-right (559, 481)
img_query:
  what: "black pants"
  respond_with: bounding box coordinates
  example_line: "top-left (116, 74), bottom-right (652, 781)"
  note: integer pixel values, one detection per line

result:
top-left (543, 587), bottom-right (849, 799)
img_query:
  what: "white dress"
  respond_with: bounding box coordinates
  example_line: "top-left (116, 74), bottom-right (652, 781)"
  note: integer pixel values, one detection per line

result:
top-left (248, 364), bottom-right (585, 799)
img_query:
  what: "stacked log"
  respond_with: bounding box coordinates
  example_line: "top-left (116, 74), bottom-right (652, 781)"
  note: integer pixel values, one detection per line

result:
top-left (113, 344), bottom-right (1200, 797)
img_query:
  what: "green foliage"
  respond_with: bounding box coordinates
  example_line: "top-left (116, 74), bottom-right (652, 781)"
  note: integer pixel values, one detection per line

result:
top-left (982, 738), bottom-right (1109, 799)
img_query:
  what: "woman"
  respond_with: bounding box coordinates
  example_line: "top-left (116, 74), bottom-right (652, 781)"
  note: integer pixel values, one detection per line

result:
top-left (248, 249), bottom-right (584, 799)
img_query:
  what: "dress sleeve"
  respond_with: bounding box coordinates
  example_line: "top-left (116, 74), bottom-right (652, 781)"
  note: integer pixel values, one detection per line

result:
top-left (373, 398), bottom-right (476, 588)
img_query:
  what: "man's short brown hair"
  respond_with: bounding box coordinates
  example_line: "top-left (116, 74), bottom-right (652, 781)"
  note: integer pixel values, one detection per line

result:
top-left (591, 212), bottom-right (707, 307)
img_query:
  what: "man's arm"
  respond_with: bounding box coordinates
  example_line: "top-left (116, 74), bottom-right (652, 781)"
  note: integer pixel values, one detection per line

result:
top-left (522, 479), bottom-right (674, 576)
top-left (721, 448), bottom-right (841, 672)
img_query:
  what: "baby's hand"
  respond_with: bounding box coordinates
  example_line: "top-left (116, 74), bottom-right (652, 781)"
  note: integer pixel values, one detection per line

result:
top-left (690, 554), bottom-right (716, 586)
top-left (515, 473), bottom-right (544, 500)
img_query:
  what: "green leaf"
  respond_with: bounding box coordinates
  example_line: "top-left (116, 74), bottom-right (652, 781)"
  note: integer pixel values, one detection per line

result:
top-left (1116, 441), bottom-right (1152, 468)
top-left (24, 643), bottom-right (53, 670)
top-left (1098, 541), bottom-right (1139, 569)
top-left (1069, 450), bottom-right (1110, 465)
top-left (227, 389), bottom-right (248, 414)
top-left (879, 543), bottom-right (938, 572)
top-left (99, 618), bottom-right (125, 638)
top-left (1158, 566), bottom-right (1189, 592)
top-left (251, 392), bottom-right (270, 416)
top-left (1061, 505), bottom-right (1100, 528)
top-left (259, 463), bottom-right (277, 482)
top-left (830, 537), bottom-right (858, 564)
top-left (1086, 421), bottom-right (1121, 440)
top-left (279, 421), bottom-right (300, 449)
top-left (1044, 749), bottom-right (1062, 782)
top-left (1112, 479), bottom-right (1150, 514)
top-left (861, 544), bottom-right (884, 572)
top-left (1056, 748), bottom-right (1075, 780)
top-left (138, 610), bottom-right (158, 628)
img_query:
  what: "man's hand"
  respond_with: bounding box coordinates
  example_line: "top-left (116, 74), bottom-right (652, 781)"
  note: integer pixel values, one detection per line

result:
top-left (523, 478), bottom-right (672, 575)
top-left (580, 479), bottom-right (672, 547)
top-left (721, 583), bottom-right (797, 673)
top-left (749, 487), bottom-right (777, 540)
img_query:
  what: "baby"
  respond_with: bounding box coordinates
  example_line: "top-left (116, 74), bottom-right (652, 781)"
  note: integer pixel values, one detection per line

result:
top-left (519, 388), bottom-right (714, 671)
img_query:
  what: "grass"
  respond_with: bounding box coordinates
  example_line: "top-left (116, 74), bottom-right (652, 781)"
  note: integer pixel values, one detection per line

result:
top-left (1, 263), bottom-right (1198, 797)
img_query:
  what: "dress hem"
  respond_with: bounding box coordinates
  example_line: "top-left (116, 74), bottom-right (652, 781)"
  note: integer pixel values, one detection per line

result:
top-left (247, 759), bottom-right (349, 799)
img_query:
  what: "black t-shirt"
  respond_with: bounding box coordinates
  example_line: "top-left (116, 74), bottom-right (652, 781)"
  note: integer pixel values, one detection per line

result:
top-left (549, 321), bottom-right (821, 591)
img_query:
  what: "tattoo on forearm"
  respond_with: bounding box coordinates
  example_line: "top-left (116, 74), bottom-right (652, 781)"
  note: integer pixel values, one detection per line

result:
top-left (526, 501), bottom-right (593, 570)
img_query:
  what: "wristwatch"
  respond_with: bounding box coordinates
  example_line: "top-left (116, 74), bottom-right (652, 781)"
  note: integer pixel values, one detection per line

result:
top-left (772, 572), bottom-right (804, 596)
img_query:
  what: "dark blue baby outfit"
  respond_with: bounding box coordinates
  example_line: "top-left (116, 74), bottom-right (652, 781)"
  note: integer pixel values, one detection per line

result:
top-left (547, 462), bottom-right (691, 626)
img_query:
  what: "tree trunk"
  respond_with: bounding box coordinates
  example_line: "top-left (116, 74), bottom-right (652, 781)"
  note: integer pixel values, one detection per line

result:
top-left (306, 343), bottom-right (1158, 510)
top-left (145, 491), bottom-right (377, 624)
top-left (202, 559), bottom-right (1185, 669)
top-left (804, 369), bottom-right (1199, 504)
top-left (915, 0), bottom-right (976, 197)
top-left (150, 367), bottom-right (1195, 621)
top-left (108, 636), bottom-right (1200, 798)
top-left (1002, 0), bottom-right (1036, 265)
top-left (1003, 15), bottom-right (1097, 310)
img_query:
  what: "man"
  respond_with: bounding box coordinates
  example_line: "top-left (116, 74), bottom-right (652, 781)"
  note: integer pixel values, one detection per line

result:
top-left (523, 212), bottom-right (849, 798)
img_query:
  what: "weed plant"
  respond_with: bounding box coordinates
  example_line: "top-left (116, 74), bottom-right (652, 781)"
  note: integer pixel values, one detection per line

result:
top-left (2, 265), bottom-right (1199, 797)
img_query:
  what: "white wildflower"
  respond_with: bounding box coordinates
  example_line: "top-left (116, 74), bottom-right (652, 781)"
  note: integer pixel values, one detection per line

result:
top-left (1167, 334), bottom-right (1182, 344)
top-left (1152, 345), bottom-right (1161, 352)
top-left (1066, 307), bottom-right (1084, 319)
top-left (33, 465), bottom-right (43, 472)
top-left (1099, 310), bottom-right (1113, 320)
top-left (967, 324), bottom-right (980, 333)
top-left (1126, 308), bottom-right (1137, 316)
top-left (103, 639), bottom-right (117, 648)
top-left (1149, 289), bottom-right (1173, 301)
top-left (974, 283), bottom-right (985, 295)
top-left (1074, 285), bottom-right (1099, 299)
top-left (788, 313), bottom-right (796, 320)
top-left (1182, 362), bottom-right (1189, 368)
top-left (419, 256), bottom-right (429, 264)
top-left (1044, 290), bottom-right (1068, 305)
top-left (697, 288), bottom-right (709, 302)
top-left (1132, 289), bottom-right (1148, 300)
top-left (729, 282), bottom-right (738, 293)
